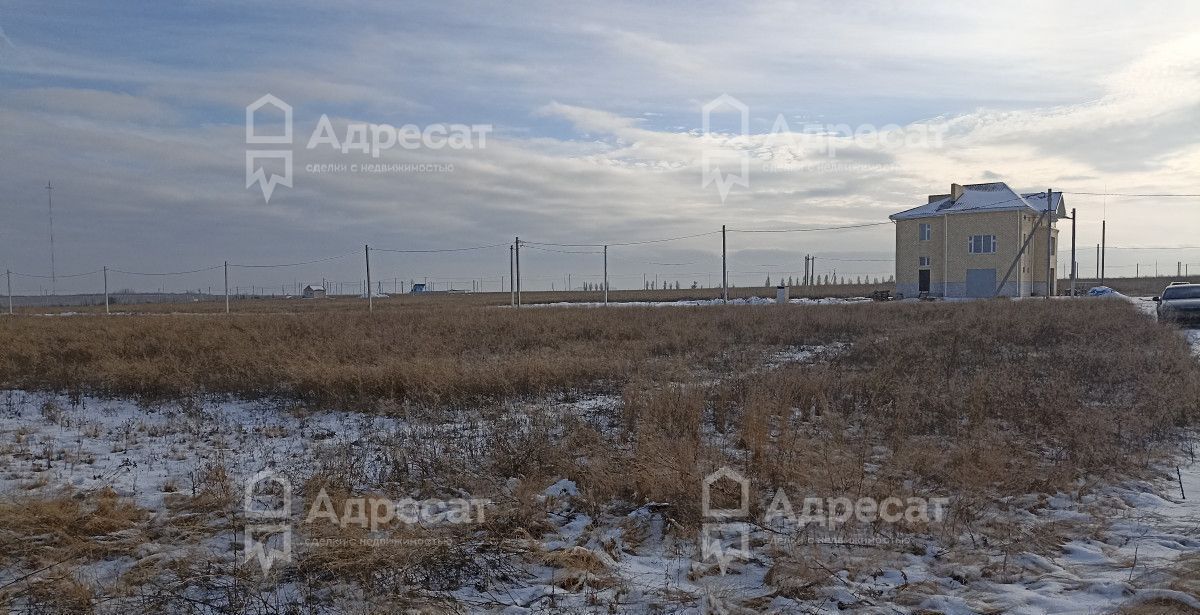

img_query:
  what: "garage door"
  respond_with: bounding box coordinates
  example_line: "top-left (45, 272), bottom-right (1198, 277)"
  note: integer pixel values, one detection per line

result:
top-left (965, 268), bottom-right (996, 298)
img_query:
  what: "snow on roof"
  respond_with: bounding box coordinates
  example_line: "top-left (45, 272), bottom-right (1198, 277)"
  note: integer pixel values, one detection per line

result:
top-left (890, 182), bottom-right (1065, 221)
top-left (305, 285), bottom-right (325, 291)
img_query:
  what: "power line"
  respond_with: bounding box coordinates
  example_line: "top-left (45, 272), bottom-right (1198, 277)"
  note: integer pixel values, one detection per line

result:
top-left (523, 230), bottom-right (722, 248)
top-left (728, 221), bottom-right (892, 233)
top-left (109, 265), bottom-right (223, 276)
top-left (372, 243), bottom-right (510, 253)
top-left (11, 268), bottom-right (102, 279)
top-left (524, 221), bottom-right (891, 247)
top-left (1105, 246), bottom-right (1200, 251)
top-left (522, 245), bottom-right (604, 255)
top-left (229, 251), bottom-right (357, 268)
top-left (1063, 191), bottom-right (1200, 198)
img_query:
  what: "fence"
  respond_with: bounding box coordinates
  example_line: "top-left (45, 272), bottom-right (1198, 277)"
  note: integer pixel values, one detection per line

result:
top-left (4, 213), bottom-right (1200, 313)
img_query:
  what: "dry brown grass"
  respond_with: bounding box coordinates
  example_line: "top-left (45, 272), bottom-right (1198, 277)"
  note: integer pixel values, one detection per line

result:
top-left (0, 488), bottom-right (147, 611)
top-left (1, 297), bottom-right (1197, 611)
top-left (0, 299), bottom-right (880, 405)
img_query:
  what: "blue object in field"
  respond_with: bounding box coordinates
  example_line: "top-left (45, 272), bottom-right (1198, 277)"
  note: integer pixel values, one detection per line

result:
top-left (1087, 286), bottom-right (1117, 297)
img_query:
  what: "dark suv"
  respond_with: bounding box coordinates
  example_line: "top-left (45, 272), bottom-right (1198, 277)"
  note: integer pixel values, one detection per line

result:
top-left (1154, 283), bottom-right (1200, 325)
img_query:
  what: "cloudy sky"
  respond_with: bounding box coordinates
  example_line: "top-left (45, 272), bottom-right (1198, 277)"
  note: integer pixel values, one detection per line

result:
top-left (2, 1), bottom-right (1199, 293)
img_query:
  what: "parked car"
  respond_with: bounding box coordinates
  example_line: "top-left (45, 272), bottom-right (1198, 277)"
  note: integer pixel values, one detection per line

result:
top-left (1154, 283), bottom-right (1200, 325)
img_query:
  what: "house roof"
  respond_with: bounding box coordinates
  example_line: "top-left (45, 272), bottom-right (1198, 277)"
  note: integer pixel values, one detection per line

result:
top-left (304, 285), bottom-right (325, 291)
top-left (889, 182), bottom-right (1065, 221)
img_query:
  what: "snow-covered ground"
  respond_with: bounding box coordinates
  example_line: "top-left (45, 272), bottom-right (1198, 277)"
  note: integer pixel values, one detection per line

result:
top-left (3, 299), bottom-right (1198, 611)
top-left (2, 386), bottom-right (1198, 612)
top-left (441, 445), bottom-right (1200, 613)
top-left (0, 391), bottom-right (407, 510)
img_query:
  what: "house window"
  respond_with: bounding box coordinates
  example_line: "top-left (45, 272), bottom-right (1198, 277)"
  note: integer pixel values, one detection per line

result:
top-left (968, 235), bottom-right (997, 254)
top-left (918, 256), bottom-right (930, 267)
top-left (919, 223), bottom-right (932, 241)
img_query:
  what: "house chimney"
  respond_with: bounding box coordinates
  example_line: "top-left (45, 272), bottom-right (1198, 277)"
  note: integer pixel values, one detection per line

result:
top-left (951, 183), bottom-right (965, 202)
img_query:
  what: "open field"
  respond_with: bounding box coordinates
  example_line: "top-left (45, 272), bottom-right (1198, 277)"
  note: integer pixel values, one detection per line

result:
top-left (10, 274), bottom-right (1197, 317)
top-left (1, 298), bottom-right (1198, 612)
top-left (5, 281), bottom-right (885, 315)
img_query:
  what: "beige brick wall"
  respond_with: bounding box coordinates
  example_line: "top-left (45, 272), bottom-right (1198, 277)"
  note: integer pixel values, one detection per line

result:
top-left (895, 210), bottom-right (1060, 297)
top-left (895, 219), bottom-right (942, 288)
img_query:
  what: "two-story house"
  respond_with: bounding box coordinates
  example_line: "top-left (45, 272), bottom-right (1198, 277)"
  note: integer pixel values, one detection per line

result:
top-left (890, 182), bottom-right (1065, 298)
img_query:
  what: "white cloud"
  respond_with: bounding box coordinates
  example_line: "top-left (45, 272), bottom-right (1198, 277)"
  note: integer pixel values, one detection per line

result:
top-left (2, 3), bottom-right (1199, 291)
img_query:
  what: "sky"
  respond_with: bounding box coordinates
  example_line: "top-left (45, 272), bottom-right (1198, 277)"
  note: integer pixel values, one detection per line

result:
top-left (2, 0), bottom-right (1199, 294)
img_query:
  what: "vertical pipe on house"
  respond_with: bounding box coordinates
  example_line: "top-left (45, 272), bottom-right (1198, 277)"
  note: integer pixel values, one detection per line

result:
top-left (1045, 189), bottom-right (1053, 298)
top-left (1017, 212), bottom-right (1023, 296)
top-left (942, 214), bottom-right (949, 297)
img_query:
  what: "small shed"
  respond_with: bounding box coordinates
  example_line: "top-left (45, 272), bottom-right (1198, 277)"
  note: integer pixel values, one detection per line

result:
top-left (302, 285), bottom-right (327, 299)
top-left (410, 283), bottom-right (427, 294)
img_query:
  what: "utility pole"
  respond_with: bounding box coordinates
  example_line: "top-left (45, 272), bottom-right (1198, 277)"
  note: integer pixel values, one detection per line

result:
top-left (1045, 189), bottom-right (1053, 298)
top-left (721, 225), bottom-right (728, 303)
top-left (103, 266), bottom-right (110, 314)
top-left (224, 261), bottom-right (230, 314)
top-left (509, 244), bottom-right (515, 306)
top-left (5, 269), bottom-right (11, 315)
top-left (1069, 207), bottom-right (1077, 297)
top-left (364, 245), bottom-right (372, 312)
top-left (514, 237), bottom-right (521, 307)
top-left (603, 245), bottom-right (609, 306)
top-left (45, 181), bottom-right (56, 295)
top-left (1100, 220), bottom-right (1106, 286)
top-left (1095, 245), bottom-right (1100, 281)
